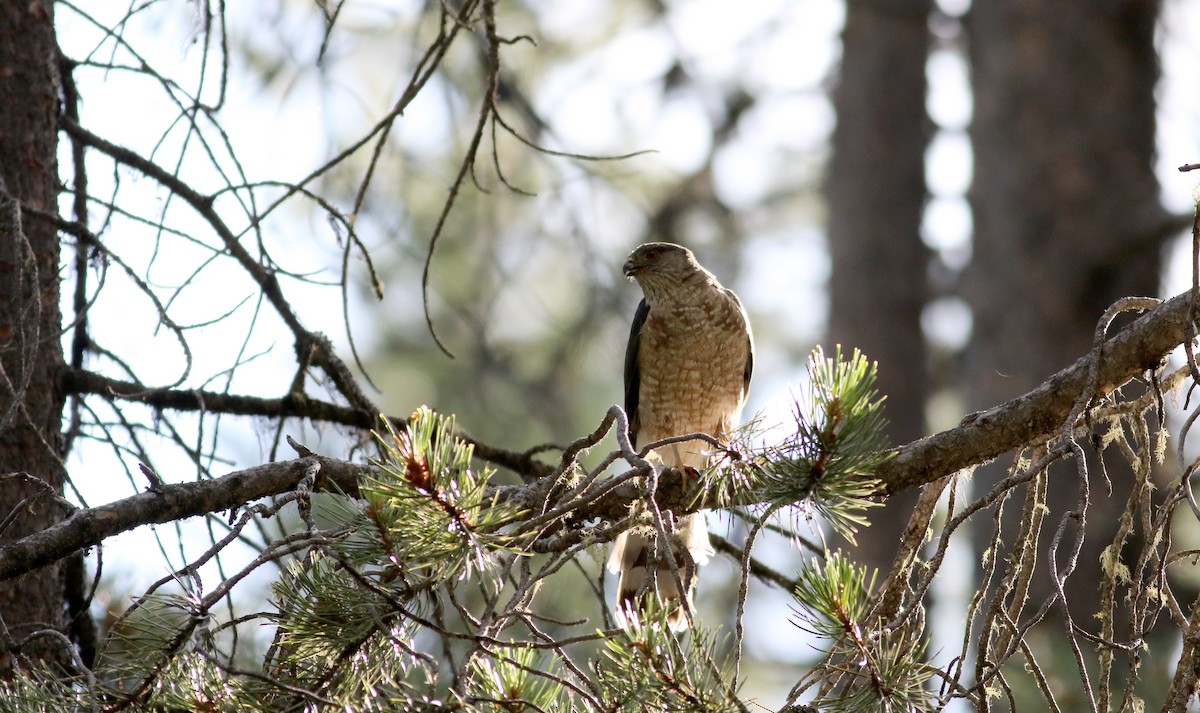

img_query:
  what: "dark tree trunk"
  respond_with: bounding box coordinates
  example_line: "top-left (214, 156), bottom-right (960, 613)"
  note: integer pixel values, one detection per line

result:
top-left (965, 0), bottom-right (1164, 605)
top-left (826, 0), bottom-right (932, 573)
top-left (0, 0), bottom-right (69, 671)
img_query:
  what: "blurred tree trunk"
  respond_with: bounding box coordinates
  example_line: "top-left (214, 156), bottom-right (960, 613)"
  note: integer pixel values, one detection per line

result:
top-left (827, 0), bottom-right (932, 574)
top-left (964, 0), bottom-right (1165, 604)
top-left (0, 0), bottom-right (69, 671)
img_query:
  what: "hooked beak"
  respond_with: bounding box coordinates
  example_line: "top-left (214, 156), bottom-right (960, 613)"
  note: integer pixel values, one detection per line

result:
top-left (622, 260), bottom-right (639, 278)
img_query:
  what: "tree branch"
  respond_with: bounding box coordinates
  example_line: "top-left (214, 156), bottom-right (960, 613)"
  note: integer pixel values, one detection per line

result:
top-left (0, 457), bottom-right (369, 581)
top-left (59, 118), bottom-right (386, 421)
top-left (496, 289), bottom-right (1200, 524)
top-left (58, 366), bottom-right (555, 480)
top-left (874, 289), bottom-right (1195, 494)
top-left (5, 289), bottom-right (1193, 584)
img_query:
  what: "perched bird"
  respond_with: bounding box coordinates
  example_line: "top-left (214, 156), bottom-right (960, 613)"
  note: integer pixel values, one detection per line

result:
top-left (608, 242), bottom-right (753, 629)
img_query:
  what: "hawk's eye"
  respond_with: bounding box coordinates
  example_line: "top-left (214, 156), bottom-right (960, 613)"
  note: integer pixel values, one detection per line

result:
top-left (644, 249), bottom-right (660, 261)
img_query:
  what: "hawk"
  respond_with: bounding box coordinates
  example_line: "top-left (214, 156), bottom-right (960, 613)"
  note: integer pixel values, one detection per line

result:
top-left (607, 242), bottom-right (754, 629)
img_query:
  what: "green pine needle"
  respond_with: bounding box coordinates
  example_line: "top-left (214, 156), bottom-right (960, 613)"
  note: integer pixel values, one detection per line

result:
top-left (360, 407), bottom-right (522, 584)
top-left (791, 552), bottom-right (935, 712)
top-left (706, 346), bottom-right (892, 541)
top-left (597, 606), bottom-right (743, 712)
top-left (790, 551), bottom-right (874, 641)
top-left (469, 647), bottom-right (564, 712)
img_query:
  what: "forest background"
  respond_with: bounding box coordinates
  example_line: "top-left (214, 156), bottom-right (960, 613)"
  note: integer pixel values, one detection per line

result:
top-left (3, 0), bottom-right (1200, 709)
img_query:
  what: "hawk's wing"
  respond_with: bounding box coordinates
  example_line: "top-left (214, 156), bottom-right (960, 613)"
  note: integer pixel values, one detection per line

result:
top-left (623, 297), bottom-right (650, 446)
top-left (726, 288), bottom-right (754, 402)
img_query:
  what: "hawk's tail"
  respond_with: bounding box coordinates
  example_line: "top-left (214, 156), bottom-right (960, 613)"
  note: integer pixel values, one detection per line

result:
top-left (607, 512), bottom-right (711, 630)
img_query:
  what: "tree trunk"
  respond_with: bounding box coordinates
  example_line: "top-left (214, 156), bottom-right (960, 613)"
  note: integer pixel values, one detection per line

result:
top-left (0, 0), bottom-right (69, 671)
top-left (826, 0), bottom-right (932, 574)
top-left (965, 0), bottom-right (1164, 605)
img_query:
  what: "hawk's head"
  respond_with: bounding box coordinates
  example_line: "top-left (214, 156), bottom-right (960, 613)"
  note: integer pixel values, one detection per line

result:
top-left (622, 242), bottom-right (718, 302)
top-left (622, 242), bottom-right (698, 281)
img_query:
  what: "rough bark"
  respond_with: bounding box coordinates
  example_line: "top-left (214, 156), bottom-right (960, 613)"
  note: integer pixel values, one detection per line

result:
top-left (826, 0), bottom-right (932, 573)
top-left (965, 0), bottom-right (1165, 604)
top-left (0, 0), bottom-right (68, 671)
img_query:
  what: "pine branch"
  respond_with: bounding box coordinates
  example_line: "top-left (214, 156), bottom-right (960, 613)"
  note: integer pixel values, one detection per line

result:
top-left (4, 291), bottom-right (1194, 588)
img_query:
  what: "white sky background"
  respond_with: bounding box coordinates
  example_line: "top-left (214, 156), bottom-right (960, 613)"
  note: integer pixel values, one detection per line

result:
top-left (53, 0), bottom-right (1200, 707)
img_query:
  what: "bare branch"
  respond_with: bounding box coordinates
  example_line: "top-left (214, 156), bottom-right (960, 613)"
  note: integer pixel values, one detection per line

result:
top-left (876, 289), bottom-right (1194, 494)
top-left (58, 119), bottom-right (381, 421)
top-left (59, 366), bottom-right (554, 480)
top-left (0, 456), bottom-right (368, 581)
